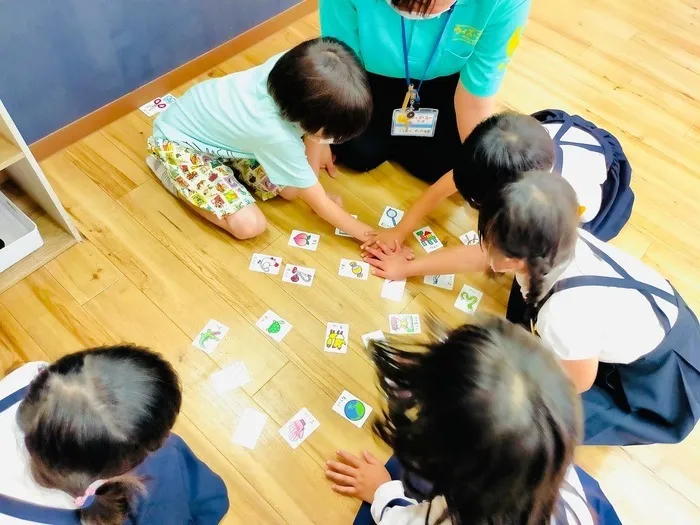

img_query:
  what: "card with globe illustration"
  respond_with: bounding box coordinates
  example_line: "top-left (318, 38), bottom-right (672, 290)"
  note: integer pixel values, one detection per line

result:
top-left (332, 390), bottom-right (373, 428)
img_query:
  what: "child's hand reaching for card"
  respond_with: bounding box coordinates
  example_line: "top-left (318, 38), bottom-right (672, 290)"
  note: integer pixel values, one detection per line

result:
top-left (326, 450), bottom-right (391, 503)
top-left (363, 241), bottom-right (413, 280)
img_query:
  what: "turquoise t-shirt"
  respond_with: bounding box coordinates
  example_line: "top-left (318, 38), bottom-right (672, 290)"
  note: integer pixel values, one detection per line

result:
top-left (320, 0), bottom-right (530, 98)
top-left (154, 54), bottom-right (317, 189)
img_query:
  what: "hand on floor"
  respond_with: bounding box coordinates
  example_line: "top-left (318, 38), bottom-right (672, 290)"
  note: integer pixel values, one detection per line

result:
top-left (326, 450), bottom-right (391, 503)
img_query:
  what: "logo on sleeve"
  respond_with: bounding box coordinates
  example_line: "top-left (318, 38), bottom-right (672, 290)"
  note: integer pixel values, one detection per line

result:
top-left (498, 26), bottom-right (523, 70)
top-left (453, 25), bottom-right (482, 44)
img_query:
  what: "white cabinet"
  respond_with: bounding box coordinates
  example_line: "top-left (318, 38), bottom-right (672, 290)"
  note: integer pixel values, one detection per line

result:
top-left (0, 99), bottom-right (80, 292)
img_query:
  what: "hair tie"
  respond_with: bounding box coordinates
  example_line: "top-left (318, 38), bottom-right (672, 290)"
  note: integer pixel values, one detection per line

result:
top-left (74, 479), bottom-right (106, 508)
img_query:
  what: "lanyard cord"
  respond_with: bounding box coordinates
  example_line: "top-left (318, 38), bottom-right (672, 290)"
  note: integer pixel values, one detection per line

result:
top-left (401, 6), bottom-right (455, 99)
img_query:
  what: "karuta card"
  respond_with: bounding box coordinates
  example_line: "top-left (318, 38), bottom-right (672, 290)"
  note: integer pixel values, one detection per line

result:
top-left (332, 390), bottom-right (373, 428)
top-left (381, 279), bottom-right (406, 301)
top-left (335, 215), bottom-right (357, 237)
top-left (361, 330), bottom-right (386, 349)
top-left (288, 230), bottom-right (320, 251)
top-left (423, 274), bottom-right (455, 291)
top-left (249, 253), bottom-right (282, 275)
top-left (255, 310), bottom-right (293, 342)
top-left (459, 230), bottom-right (480, 246)
top-left (324, 322), bottom-right (350, 354)
top-left (378, 206), bottom-right (405, 229)
top-left (210, 362), bottom-right (251, 395)
top-left (231, 408), bottom-right (268, 450)
top-left (279, 408), bottom-right (320, 449)
top-left (192, 319), bottom-right (229, 354)
top-left (338, 258), bottom-right (370, 280)
top-left (454, 284), bottom-right (484, 315)
top-left (413, 227), bottom-right (443, 253)
top-left (388, 314), bottom-right (421, 335)
top-left (282, 264), bottom-right (315, 287)
top-left (139, 94), bottom-right (177, 117)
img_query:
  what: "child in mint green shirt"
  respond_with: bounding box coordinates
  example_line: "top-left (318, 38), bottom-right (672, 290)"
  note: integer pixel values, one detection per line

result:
top-left (147, 38), bottom-right (376, 241)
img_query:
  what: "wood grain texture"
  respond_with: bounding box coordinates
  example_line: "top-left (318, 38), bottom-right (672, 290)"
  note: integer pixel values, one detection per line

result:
top-left (0, 2), bottom-right (696, 523)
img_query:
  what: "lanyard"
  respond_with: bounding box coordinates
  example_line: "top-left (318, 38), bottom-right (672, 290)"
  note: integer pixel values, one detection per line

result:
top-left (400, 6), bottom-right (455, 105)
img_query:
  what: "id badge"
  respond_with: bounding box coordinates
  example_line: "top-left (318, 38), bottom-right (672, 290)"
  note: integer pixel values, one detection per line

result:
top-left (391, 108), bottom-right (439, 138)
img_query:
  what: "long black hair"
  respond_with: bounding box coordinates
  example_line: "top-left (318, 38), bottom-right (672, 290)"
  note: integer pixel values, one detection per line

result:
top-left (17, 345), bottom-right (182, 525)
top-left (268, 37), bottom-right (372, 143)
top-left (371, 315), bottom-right (582, 525)
top-left (478, 170), bottom-right (580, 323)
top-left (454, 112), bottom-right (555, 210)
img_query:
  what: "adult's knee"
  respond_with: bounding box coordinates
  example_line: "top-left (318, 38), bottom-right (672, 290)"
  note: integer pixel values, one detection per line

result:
top-left (226, 207), bottom-right (267, 240)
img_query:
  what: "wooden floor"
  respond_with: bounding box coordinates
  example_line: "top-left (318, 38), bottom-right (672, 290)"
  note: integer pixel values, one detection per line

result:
top-left (2, 1), bottom-right (700, 523)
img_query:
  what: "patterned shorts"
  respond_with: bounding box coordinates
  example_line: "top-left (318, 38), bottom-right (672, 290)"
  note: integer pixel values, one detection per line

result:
top-left (147, 138), bottom-right (282, 219)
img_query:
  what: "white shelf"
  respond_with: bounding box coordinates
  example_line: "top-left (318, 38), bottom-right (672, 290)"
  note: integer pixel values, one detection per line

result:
top-left (0, 99), bottom-right (80, 290)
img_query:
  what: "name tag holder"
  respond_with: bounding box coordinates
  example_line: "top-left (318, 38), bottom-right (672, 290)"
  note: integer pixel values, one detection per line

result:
top-left (391, 6), bottom-right (454, 138)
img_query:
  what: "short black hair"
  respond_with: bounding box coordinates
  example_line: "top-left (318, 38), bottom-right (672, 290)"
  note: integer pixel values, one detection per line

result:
top-left (268, 37), bottom-right (372, 143)
top-left (454, 112), bottom-right (555, 210)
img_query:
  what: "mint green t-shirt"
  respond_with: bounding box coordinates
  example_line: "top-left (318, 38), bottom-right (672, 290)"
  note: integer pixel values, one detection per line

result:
top-left (320, 0), bottom-right (530, 98)
top-left (154, 54), bottom-right (317, 189)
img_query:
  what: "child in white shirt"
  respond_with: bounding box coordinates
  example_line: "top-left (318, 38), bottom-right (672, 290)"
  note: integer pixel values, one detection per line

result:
top-left (325, 315), bottom-right (620, 524)
top-left (0, 345), bottom-right (228, 524)
top-left (364, 171), bottom-right (700, 445)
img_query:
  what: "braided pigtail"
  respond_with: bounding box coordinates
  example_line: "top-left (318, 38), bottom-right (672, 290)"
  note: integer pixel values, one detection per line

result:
top-left (524, 256), bottom-right (552, 327)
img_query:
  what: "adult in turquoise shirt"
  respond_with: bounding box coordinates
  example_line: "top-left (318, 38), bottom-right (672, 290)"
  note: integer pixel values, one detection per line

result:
top-left (320, 0), bottom-right (530, 183)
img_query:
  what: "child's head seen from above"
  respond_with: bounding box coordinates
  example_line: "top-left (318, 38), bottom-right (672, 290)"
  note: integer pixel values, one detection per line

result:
top-left (16, 345), bottom-right (182, 525)
top-left (454, 112), bottom-right (555, 209)
top-left (371, 315), bottom-right (581, 524)
top-left (268, 37), bottom-right (373, 144)
top-left (479, 169), bottom-right (580, 312)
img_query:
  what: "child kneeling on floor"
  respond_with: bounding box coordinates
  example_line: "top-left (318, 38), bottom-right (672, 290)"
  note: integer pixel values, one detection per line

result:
top-left (147, 37), bottom-right (377, 241)
top-left (0, 345), bottom-right (229, 524)
top-left (326, 316), bottom-right (621, 525)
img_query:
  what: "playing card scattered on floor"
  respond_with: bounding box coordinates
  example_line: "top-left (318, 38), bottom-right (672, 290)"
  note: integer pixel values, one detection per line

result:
top-left (378, 206), bottom-right (405, 228)
top-left (381, 279), bottom-right (406, 301)
top-left (333, 390), bottom-right (373, 428)
top-left (282, 264), bottom-right (316, 287)
top-left (255, 310), bottom-right (293, 342)
top-left (232, 408), bottom-right (268, 450)
top-left (362, 330), bottom-right (386, 349)
top-left (423, 274), bottom-right (455, 290)
top-left (324, 322), bottom-right (350, 354)
top-left (454, 284), bottom-right (484, 315)
top-left (388, 314), bottom-right (421, 334)
top-left (279, 408), bottom-right (320, 449)
top-left (210, 362), bottom-right (251, 395)
top-left (192, 320), bottom-right (229, 354)
top-left (139, 94), bottom-right (177, 117)
top-left (249, 253), bottom-right (282, 275)
top-left (335, 215), bottom-right (357, 237)
top-left (338, 258), bottom-right (370, 280)
top-left (459, 230), bottom-right (480, 246)
top-left (288, 230), bottom-right (320, 251)
top-left (413, 227), bottom-right (443, 253)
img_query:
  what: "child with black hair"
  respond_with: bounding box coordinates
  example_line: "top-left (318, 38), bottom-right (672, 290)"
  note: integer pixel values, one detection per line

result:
top-left (0, 345), bottom-right (229, 524)
top-left (147, 37), bottom-right (377, 241)
top-left (363, 109), bottom-right (633, 258)
top-left (326, 315), bottom-right (622, 524)
top-left (364, 171), bottom-right (700, 446)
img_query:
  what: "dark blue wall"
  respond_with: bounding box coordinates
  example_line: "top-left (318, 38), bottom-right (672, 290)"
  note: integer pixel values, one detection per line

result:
top-left (0, 0), bottom-right (300, 143)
